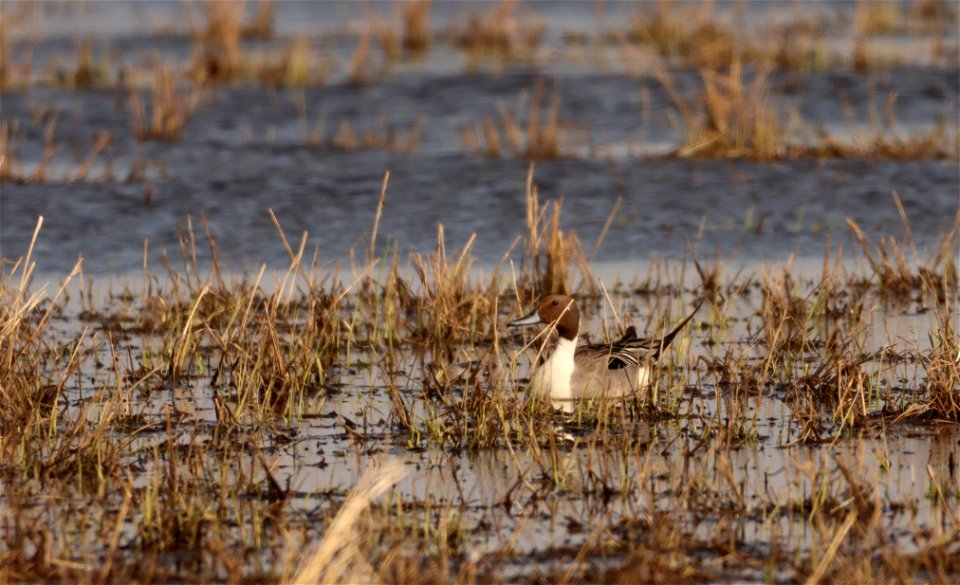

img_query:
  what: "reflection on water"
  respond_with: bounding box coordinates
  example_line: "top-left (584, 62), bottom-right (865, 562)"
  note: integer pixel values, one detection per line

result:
top-left (29, 272), bottom-right (956, 580)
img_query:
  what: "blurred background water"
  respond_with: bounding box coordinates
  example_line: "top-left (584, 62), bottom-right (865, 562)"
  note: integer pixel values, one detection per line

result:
top-left (1, 0), bottom-right (957, 277)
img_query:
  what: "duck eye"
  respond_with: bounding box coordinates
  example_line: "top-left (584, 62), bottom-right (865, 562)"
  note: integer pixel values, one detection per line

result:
top-left (552, 300), bottom-right (558, 305)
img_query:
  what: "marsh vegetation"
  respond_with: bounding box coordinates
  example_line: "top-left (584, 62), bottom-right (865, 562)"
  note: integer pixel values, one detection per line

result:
top-left (1, 1), bottom-right (958, 583)
top-left (2, 175), bottom-right (958, 582)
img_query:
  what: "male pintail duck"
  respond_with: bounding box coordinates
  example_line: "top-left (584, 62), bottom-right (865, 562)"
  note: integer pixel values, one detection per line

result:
top-left (509, 295), bottom-right (702, 405)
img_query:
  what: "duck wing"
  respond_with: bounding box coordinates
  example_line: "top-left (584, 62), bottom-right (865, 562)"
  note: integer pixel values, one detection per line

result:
top-left (588, 301), bottom-right (704, 370)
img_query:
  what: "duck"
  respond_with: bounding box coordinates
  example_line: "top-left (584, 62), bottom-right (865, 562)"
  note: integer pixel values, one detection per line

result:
top-left (508, 295), bottom-right (702, 405)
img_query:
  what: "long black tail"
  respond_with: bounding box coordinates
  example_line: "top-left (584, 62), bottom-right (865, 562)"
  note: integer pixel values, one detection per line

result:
top-left (654, 299), bottom-right (703, 357)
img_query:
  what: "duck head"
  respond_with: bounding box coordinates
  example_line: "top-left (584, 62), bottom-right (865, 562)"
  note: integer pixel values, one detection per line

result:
top-left (508, 295), bottom-right (580, 341)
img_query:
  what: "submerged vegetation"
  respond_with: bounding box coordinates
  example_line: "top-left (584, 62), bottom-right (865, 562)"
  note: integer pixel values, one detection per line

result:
top-left (1, 169), bottom-right (958, 582)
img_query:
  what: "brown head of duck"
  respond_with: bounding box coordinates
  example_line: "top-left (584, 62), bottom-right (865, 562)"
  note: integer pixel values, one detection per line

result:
top-left (508, 294), bottom-right (581, 341)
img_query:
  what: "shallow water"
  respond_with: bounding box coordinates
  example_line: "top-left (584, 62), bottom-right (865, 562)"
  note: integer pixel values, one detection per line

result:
top-left (2, 1), bottom-right (959, 581)
top-left (34, 283), bottom-right (957, 582)
top-left (2, 1), bottom-right (958, 277)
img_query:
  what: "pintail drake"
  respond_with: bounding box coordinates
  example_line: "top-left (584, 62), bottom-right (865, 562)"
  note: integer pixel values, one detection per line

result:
top-left (509, 295), bottom-right (701, 407)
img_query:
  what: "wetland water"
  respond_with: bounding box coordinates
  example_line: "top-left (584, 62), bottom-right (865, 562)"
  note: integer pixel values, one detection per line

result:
top-left (2, 3), bottom-right (959, 276)
top-left (32, 277), bottom-right (960, 582)
top-left (1, 1), bottom-right (959, 582)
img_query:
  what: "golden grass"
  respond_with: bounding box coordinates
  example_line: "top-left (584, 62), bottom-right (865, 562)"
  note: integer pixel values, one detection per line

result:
top-left (855, 0), bottom-right (902, 37)
top-left (402, 0), bottom-right (431, 55)
top-left (0, 192), bottom-right (957, 582)
top-left (656, 56), bottom-right (956, 161)
top-left (191, 0), bottom-right (244, 84)
top-left (0, 4), bottom-right (958, 563)
top-left (452, 0), bottom-right (545, 69)
top-left (257, 37), bottom-right (316, 88)
top-left (1, 1), bottom-right (953, 165)
top-left (288, 460), bottom-right (407, 583)
top-left (349, 26), bottom-right (375, 86)
top-left (0, 120), bottom-right (20, 182)
top-left (0, 13), bottom-right (10, 92)
top-left (319, 116), bottom-right (424, 154)
top-left (657, 60), bottom-right (786, 160)
top-left (628, 0), bottom-right (737, 68)
top-left (462, 79), bottom-right (576, 159)
top-left (130, 68), bottom-right (199, 142)
top-left (242, 0), bottom-right (275, 40)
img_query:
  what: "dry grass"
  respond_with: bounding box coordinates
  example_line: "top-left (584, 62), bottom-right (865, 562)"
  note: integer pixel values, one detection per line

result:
top-left (59, 40), bottom-right (106, 89)
top-left (191, 0), bottom-right (244, 84)
top-left (1, 6), bottom-right (958, 576)
top-left (348, 26), bottom-right (375, 86)
top-left (519, 165), bottom-right (594, 296)
top-left (462, 79), bottom-right (578, 160)
top-left (754, 18), bottom-right (832, 72)
top-left (242, 0), bottom-right (275, 40)
top-left (657, 61), bottom-right (786, 160)
top-left (846, 193), bottom-right (958, 298)
top-left (257, 36), bottom-right (318, 88)
top-left (452, 0), bottom-right (545, 69)
top-left (130, 69), bottom-right (199, 142)
top-left (656, 57), bottom-right (956, 161)
top-left (0, 120), bottom-right (21, 182)
top-left (1, 1), bottom-right (954, 164)
top-left (628, 0), bottom-right (738, 68)
top-left (0, 190), bottom-right (957, 583)
top-left (402, 0), bottom-right (431, 55)
top-left (855, 0), bottom-right (902, 37)
top-left (2, 0), bottom-right (956, 95)
top-left (0, 14), bottom-right (11, 92)
top-left (288, 460), bottom-right (408, 583)
top-left (1, 114), bottom-right (78, 183)
top-left (316, 116), bottom-right (424, 154)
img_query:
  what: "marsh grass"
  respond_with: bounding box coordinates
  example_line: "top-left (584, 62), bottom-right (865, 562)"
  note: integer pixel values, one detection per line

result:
top-left (1, 115), bottom-right (113, 184)
top-left (0, 16), bottom-right (12, 92)
top-left (322, 116), bottom-right (424, 154)
top-left (628, 0), bottom-right (738, 69)
top-left (2, 3), bottom-right (958, 580)
top-left (257, 37), bottom-right (318, 88)
top-left (241, 0), bottom-right (275, 41)
top-left (130, 68), bottom-right (199, 142)
top-left (462, 79), bottom-right (579, 160)
top-left (657, 58), bottom-right (957, 161)
top-left (3, 1), bottom-right (955, 164)
top-left (59, 39), bottom-right (106, 89)
top-left (846, 193), bottom-right (959, 298)
top-left (191, 0), bottom-right (244, 84)
top-left (855, 0), bottom-right (902, 38)
top-left (657, 60), bottom-right (786, 160)
top-left (1, 171), bottom-right (957, 583)
top-left (452, 0), bottom-right (545, 69)
top-left (519, 165), bottom-right (595, 297)
top-left (0, 120), bottom-right (21, 182)
top-left (402, 0), bottom-right (431, 56)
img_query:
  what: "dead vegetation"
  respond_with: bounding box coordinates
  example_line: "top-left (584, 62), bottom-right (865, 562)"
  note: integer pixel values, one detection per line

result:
top-left (655, 58), bottom-right (956, 161)
top-left (461, 79), bottom-right (580, 159)
top-left (1, 3), bottom-right (959, 579)
top-left (657, 61), bottom-right (786, 160)
top-left (627, 0), bottom-right (738, 69)
top-left (130, 68), bottom-right (199, 142)
top-left (451, 0), bottom-right (545, 69)
top-left (2, 1), bottom-right (955, 162)
top-left (1, 169), bottom-right (957, 581)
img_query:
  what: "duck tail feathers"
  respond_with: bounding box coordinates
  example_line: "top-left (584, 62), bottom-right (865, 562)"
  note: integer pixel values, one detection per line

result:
top-left (656, 299), bottom-right (703, 355)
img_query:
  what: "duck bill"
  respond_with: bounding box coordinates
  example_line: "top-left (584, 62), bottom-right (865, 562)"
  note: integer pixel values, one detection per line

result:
top-left (508, 308), bottom-right (542, 327)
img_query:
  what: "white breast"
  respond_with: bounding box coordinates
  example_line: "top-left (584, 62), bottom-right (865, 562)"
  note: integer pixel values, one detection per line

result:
top-left (540, 336), bottom-right (578, 401)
